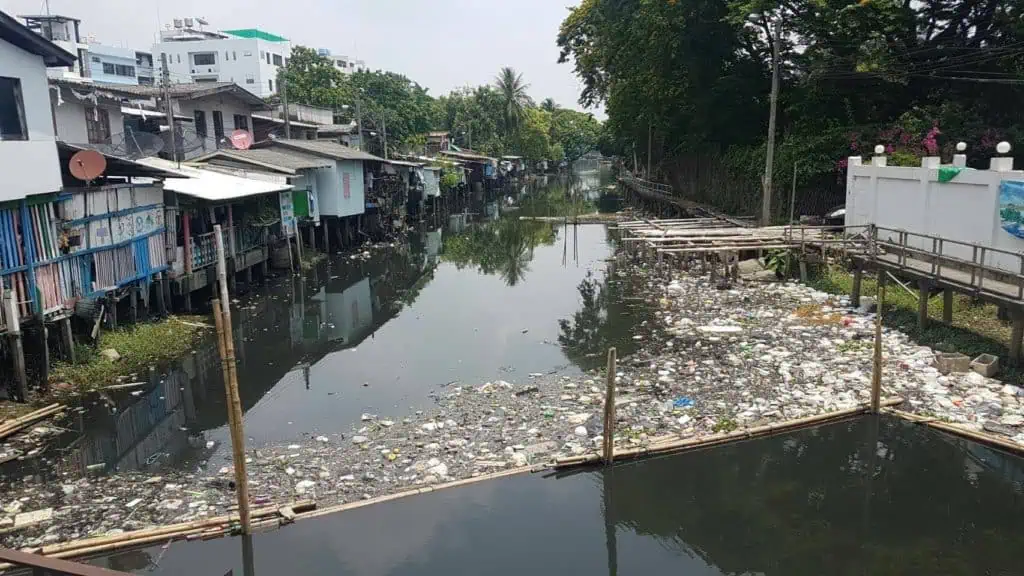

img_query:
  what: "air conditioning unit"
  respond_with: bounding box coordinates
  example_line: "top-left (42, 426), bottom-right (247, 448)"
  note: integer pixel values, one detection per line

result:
top-left (184, 17), bottom-right (194, 28)
top-left (173, 19), bottom-right (183, 29)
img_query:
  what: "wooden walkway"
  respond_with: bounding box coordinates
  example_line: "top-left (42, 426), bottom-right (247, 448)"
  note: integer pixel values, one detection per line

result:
top-left (618, 219), bottom-right (827, 255)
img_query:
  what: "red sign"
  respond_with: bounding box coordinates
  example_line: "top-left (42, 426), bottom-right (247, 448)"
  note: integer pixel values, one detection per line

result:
top-left (230, 130), bottom-right (253, 150)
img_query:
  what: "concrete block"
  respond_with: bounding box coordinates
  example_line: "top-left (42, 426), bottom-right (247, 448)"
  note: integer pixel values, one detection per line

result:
top-left (970, 354), bottom-right (1000, 378)
top-left (937, 352), bottom-right (971, 374)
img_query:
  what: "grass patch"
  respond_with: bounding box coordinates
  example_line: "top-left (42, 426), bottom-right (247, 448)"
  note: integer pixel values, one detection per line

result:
top-left (712, 417), bottom-right (739, 433)
top-left (809, 264), bottom-right (1024, 387)
top-left (49, 315), bottom-right (208, 398)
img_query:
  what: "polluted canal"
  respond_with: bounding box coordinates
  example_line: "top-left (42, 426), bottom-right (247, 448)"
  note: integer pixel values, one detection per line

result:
top-left (97, 415), bottom-right (1024, 575)
top-left (4, 167), bottom-right (1024, 573)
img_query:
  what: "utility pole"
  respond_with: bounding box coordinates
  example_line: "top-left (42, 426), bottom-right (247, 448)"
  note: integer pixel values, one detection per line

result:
top-left (281, 73), bottom-right (291, 139)
top-left (761, 17), bottom-right (781, 227)
top-left (160, 53), bottom-right (178, 166)
top-left (382, 116), bottom-right (388, 160)
top-left (647, 122), bottom-right (652, 179)
top-left (355, 98), bottom-right (363, 151)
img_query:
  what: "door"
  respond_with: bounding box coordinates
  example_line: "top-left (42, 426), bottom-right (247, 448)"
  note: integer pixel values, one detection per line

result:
top-left (212, 111), bottom-right (225, 145)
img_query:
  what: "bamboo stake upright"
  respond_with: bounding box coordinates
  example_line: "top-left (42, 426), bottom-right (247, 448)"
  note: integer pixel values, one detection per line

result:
top-left (603, 347), bottom-right (617, 464)
top-left (214, 225), bottom-right (252, 533)
top-left (870, 274), bottom-right (886, 413)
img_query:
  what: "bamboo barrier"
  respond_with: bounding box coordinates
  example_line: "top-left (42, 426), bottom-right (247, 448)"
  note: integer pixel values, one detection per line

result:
top-left (0, 404), bottom-right (64, 440)
top-left (871, 275), bottom-right (886, 413)
top-left (554, 398), bottom-right (905, 469)
top-left (885, 408), bottom-right (1024, 455)
top-left (296, 467), bottom-right (537, 522)
top-left (0, 501), bottom-right (316, 569)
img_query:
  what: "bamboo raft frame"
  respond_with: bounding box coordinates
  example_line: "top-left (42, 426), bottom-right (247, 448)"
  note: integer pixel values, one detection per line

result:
top-left (884, 408), bottom-right (1024, 455)
top-left (0, 404), bottom-right (64, 441)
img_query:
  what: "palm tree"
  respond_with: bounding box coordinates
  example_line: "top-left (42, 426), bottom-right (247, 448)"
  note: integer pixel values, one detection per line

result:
top-left (540, 98), bottom-right (558, 113)
top-left (494, 67), bottom-right (531, 135)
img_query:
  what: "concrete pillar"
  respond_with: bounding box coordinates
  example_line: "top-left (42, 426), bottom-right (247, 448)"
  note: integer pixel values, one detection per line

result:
top-left (323, 218), bottom-right (330, 254)
top-left (156, 274), bottom-right (167, 316)
top-left (942, 288), bottom-right (953, 324)
top-left (129, 286), bottom-right (138, 324)
top-left (798, 260), bottom-right (808, 283)
top-left (107, 294), bottom-right (117, 330)
top-left (61, 317), bottom-right (75, 364)
top-left (182, 211), bottom-right (193, 275)
top-left (4, 291), bottom-right (27, 401)
top-left (851, 266), bottom-right (862, 307)
top-left (39, 322), bottom-right (49, 390)
top-left (917, 280), bottom-right (929, 330)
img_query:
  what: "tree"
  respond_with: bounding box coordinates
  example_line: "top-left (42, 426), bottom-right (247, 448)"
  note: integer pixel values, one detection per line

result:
top-left (551, 108), bottom-right (602, 163)
top-left (277, 46), bottom-right (350, 110)
top-left (540, 98), bottom-right (558, 113)
top-left (494, 67), bottom-right (532, 136)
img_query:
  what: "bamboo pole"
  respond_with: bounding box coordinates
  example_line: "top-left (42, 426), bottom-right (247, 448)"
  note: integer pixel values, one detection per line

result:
top-left (214, 225), bottom-right (251, 534)
top-left (602, 347), bottom-right (617, 464)
top-left (293, 219), bottom-right (303, 271)
top-left (871, 274), bottom-right (886, 413)
top-left (0, 404), bottom-right (64, 439)
top-left (555, 398), bottom-right (904, 468)
top-left (885, 408), bottom-right (1024, 455)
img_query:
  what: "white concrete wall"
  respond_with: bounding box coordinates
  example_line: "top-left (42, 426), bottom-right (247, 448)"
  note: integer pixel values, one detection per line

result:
top-left (153, 37), bottom-right (290, 97)
top-left (0, 39), bottom-right (62, 202)
top-left (52, 98), bottom-right (124, 145)
top-left (845, 156), bottom-right (1024, 273)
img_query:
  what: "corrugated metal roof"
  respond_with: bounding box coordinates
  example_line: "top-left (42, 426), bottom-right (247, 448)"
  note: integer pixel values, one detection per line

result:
top-left (195, 148), bottom-right (332, 173)
top-left (251, 114), bottom-right (320, 129)
top-left (135, 157), bottom-right (292, 201)
top-left (222, 28), bottom-right (288, 42)
top-left (265, 139), bottom-right (384, 162)
top-left (94, 82), bottom-right (268, 108)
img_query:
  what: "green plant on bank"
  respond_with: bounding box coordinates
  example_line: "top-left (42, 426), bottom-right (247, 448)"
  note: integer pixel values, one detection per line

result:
top-left (49, 316), bottom-right (207, 398)
top-left (299, 249), bottom-right (328, 271)
top-left (712, 417), bottom-right (738, 433)
top-left (761, 249), bottom-right (793, 279)
top-left (809, 264), bottom-right (1024, 388)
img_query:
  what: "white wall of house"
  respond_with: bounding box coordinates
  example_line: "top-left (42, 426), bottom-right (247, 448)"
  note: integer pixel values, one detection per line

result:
top-left (0, 39), bottom-right (62, 201)
top-left (314, 160), bottom-right (366, 218)
top-left (174, 96), bottom-right (254, 157)
top-left (51, 97), bottom-right (125, 145)
top-left (87, 43), bottom-right (140, 85)
top-left (154, 36), bottom-right (290, 97)
top-left (845, 155), bottom-right (1024, 274)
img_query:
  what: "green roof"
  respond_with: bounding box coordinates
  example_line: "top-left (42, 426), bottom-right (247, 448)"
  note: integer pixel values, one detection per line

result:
top-left (222, 29), bottom-right (288, 42)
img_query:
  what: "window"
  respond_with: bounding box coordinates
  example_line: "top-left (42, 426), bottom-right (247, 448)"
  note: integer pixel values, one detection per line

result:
top-left (233, 114), bottom-right (249, 131)
top-left (212, 110), bottom-right (225, 142)
top-left (102, 62), bottom-right (116, 74)
top-left (194, 110), bottom-right (207, 138)
top-left (114, 64), bottom-right (135, 77)
top-left (0, 77), bottom-right (27, 141)
top-left (272, 54), bottom-right (283, 66)
top-left (90, 56), bottom-right (100, 63)
top-left (176, 54), bottom-right (180, 64)
top-left (225, 50), bottom-right (230, 61)
top-left (284, 58), bottom-right (288, 66)
top-left (268, 79), bottom-right (273, 92)
top-left (245, 74), bottom-right (255, 84)
top-left (243, 50), bottom-right (252, 57)
top-left (85, 106), bottom-right (111, 144)
top-left (232, 51), bottom-right (237, 61)
top-left (266, 52), bottom-right (271, 64)
top-left (193, 53), bottom-right (216, 66)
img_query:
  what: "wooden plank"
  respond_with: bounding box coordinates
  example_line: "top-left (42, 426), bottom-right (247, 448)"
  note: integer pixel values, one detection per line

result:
top-left (0, 547), bottom-right (131, 576)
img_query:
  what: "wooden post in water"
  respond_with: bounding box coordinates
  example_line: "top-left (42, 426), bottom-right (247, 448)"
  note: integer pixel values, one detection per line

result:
top-left (603, 347), bottom-right (617, 464)
top-left (293, 220), bottom-right (303, 271)
top-left (213, 225), bottom-right (251, 533)
top-left (4, 290), bottom-right (28, 402)
top-left (870, 274), bottom-right (886, 413)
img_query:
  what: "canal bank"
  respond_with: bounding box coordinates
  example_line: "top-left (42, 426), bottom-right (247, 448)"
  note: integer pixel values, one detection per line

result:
top-left (95, 415), bottom-right (1024, 575)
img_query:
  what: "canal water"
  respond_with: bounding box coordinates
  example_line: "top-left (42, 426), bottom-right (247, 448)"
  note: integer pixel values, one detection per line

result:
top-left (45, 168), bottom-right (644, 475)
top-left (93, 415), bottom-right (1024, 575)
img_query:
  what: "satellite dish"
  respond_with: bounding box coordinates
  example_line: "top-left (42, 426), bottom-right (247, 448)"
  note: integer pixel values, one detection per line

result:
top-left (230, 129), bottom-right (253, 150)
top-left (69, 149), bottom-right (107, 182)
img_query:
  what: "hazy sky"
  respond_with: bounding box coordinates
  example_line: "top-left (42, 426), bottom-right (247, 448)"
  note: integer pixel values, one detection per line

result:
top-left (4, 0), bottom-right (602, 116)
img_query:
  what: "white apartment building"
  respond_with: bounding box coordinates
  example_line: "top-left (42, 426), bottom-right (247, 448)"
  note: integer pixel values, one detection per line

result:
top-left (316, 48), bottom-right (366, 74)
top-left (19, 14), bottom-right (88, 79)
top-left (153, 20), bottom-right (291, 98)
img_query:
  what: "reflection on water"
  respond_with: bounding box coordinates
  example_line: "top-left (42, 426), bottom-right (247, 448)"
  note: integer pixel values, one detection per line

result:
top-left (31, 168), bottom-right (648, 475)
top-left (103, 416), bottom-right (1024, 576)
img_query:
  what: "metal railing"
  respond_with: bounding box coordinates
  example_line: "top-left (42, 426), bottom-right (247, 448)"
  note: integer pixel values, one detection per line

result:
top-left (619, 173), bottom-right (674, 196)
top-left (189, 227), bottom-right (232, 272)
